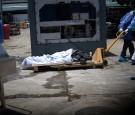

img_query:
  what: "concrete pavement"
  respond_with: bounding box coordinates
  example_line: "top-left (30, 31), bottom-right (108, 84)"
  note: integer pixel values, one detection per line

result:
top-left (1, 28), bottom-right (135, 115)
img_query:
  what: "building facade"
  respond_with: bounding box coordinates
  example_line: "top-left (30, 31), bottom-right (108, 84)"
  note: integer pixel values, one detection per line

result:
top-left (2, 0), bottom-right (28, 24)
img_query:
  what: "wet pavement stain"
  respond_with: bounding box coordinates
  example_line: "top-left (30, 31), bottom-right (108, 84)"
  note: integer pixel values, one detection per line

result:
top-left (42, 71), bottom-right (73, 89)
top-left (42, 71), bottom-right (75, 101)
top-left (5, 91), bottom-right (82, 99)
top-left (5, 71), bottom-right (82, 101)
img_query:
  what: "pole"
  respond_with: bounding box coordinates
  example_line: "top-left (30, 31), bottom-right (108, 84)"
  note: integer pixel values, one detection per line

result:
top-left (0, 77), bottom-right (6, 109)
top-left (0, 0), bottom-right (3, 44)
top-left (0, 0), bottom-right (2, 20)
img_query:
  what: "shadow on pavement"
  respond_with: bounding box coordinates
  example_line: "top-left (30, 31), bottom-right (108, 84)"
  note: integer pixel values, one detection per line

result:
top-left (75, 106), bottom-right (122, 115)
top-left (0, 108), bottom-right (26, 115)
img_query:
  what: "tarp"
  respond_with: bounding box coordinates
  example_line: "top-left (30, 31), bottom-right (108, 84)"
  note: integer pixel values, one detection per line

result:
top-left (21, 49), bottom-right (74, 70)
top-left (0, 43), bottom-right (9, 59)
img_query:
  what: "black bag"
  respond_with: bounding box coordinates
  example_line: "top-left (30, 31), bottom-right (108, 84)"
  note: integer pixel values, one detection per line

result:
top-left (71, 50), bottom-right (91, 64)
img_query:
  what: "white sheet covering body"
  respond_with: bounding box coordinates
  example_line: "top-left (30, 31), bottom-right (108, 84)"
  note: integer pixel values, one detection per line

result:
top-left (21, 49), bottom-right (74, 69)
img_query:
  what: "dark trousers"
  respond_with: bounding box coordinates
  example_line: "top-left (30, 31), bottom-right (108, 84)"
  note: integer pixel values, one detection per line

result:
top-left (120, 40), bottom-right (134, 58)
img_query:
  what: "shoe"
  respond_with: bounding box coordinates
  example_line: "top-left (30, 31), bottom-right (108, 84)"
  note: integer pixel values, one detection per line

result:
top-left (118, 57), bottom-right (128, 62)
top-left (131, 60), bottom-right (135, 65)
